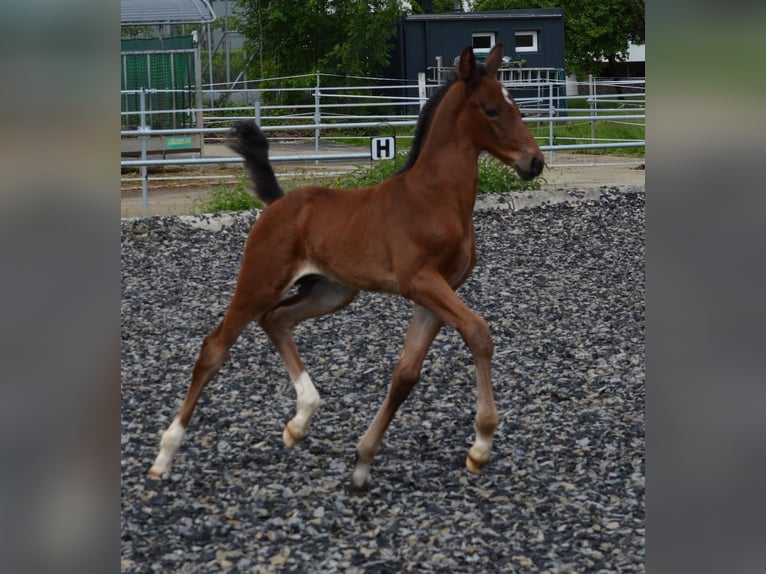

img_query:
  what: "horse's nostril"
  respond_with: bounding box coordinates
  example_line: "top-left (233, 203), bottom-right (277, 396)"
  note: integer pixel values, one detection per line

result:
top-left (530, 156), bottom-right (544, 176)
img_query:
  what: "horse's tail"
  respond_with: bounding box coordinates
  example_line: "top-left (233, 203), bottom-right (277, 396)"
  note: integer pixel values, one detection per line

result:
top-left (227, 120), bottom-right (284, 206)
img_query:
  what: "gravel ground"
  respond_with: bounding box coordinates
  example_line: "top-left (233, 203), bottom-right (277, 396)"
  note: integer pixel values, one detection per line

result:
top-left (121, 186), bottom-right (645, 573)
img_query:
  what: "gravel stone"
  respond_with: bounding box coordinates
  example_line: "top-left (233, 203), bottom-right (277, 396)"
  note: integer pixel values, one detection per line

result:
top-left (122, 186), bottom-right (645, 572)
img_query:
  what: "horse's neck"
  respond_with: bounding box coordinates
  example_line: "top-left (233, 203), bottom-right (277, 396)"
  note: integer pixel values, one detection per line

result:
top-left (416, 84), bottom-right (479, 173)
top-left (406, 85), bottom-right (481, 204)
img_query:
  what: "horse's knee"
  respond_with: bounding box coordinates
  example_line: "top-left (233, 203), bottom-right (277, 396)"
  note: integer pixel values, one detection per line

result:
top-left (196, 327), bottom-right (229, 371)
top-left (389, 364), bottom-right (420, 405)
top-left (463, 316), bottom-right (494, 360)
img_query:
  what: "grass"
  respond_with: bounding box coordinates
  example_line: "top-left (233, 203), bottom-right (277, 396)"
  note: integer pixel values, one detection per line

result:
top-left (192, 181), bottom-right (264, 213)
top-left (330, 153), bottom-right (408, 188)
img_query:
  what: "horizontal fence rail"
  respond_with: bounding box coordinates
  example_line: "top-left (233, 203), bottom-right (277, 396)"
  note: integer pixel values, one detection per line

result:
top-left (121, 73), bottom-right (645, 217)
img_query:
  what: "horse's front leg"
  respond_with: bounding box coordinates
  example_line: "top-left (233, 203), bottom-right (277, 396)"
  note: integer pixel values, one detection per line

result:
top-left (352, 305), bottom-right (443, 492)
top-left (404, 270), bottom-right (499, 475)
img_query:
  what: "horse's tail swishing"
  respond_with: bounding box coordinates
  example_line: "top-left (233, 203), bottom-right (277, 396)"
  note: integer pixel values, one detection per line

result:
top-left (226, 120), bottom-right (284, 206)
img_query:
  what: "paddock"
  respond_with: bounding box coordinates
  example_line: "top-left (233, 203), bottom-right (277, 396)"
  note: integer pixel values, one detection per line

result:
top-left (120, 187), bottom-right (645, 572)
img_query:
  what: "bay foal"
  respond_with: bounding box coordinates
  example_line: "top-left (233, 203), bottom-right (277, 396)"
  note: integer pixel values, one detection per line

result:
top-left (150, 44), bottom-right (544, 491)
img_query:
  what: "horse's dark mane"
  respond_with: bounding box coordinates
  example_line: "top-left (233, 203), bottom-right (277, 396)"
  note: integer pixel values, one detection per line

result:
top-left (397, 63), bottom-right (488, 174)
top-left (395, 74), bottom-right (457, 174)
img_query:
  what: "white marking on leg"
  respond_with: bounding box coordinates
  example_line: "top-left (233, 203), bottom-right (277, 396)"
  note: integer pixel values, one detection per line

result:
top-left (501, 86), bottom-right (514, 107)
top-left (283, 371), bottom-right (321, 448)
top-left (149, 417), bottom-right (186, 478)
top-left (351, 460), bottom-right (371, 491)
top-left (466, 428), bottom-right (493, 475)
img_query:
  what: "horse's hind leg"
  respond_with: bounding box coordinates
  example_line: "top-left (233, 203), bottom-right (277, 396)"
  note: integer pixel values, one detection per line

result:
top-left (149, 304), bottom-right (253, 478)
top-left (148, 294), bottom-right (262, 479)
top-left (259, 277), bottom-right (357, 448)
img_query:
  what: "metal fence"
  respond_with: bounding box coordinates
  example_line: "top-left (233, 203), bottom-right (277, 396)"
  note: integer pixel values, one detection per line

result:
top-left (121, 73), bottom-right (645, 216)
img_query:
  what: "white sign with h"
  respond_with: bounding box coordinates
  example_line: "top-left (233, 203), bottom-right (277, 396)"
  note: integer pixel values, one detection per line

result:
top-left (370, 136), bottom-right (396, 161)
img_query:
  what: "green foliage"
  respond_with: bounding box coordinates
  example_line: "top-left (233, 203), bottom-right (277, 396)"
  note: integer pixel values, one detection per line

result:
top-left (194, 181), bottom-right (264, 213)
top-left (207, 48), bottom-right (248, 87)
top-left (121, 24), bottom-right (208, 40)
top-left (322, 1), bottom-right (404, 77)
top-left (331, 153), bottom-right (409, 188)
top-left (473, 0), bottom-right (645, 78)
top-left (235, 0), bottom-right (404, 83)
top-left (331, 153), bottom-right (540, 193)
top-left (121, 26), bottom-right (156, 39)
top-left (476, 156), bottom-right (542, 194)
top-left (408, 0), bottom-right (463, 14)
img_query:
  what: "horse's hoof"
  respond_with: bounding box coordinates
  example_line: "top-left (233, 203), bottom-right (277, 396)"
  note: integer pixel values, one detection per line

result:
top-left (148, 467), bottom-right (164, 480)
top-left (282, 424), bottom-right (300, 448)
top-left (465, 453), bottom-right (485, 475)
top-left (349, 477), bottom-right (370, 495)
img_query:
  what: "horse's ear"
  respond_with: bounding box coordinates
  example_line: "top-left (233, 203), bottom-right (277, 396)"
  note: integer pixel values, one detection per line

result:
top-left (458, 46), bottom-right (479, 87)
top-left (485, 43), bottom-right (503, 76)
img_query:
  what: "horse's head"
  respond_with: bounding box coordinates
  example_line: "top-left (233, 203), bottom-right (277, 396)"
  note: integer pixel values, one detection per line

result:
top-left (457, 44), bottom-right (544, 181)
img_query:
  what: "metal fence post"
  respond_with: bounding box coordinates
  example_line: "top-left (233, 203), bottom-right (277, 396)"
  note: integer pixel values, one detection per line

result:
top-left (314, 70), bottom-right (321, 160)
top-left (548, 82), bottom-right (555, 166)
top-left (418, 72), bottom-right (427, 109)
top-left (139, 88), bottom-right (149, 218)
top-left (589, 74), bottom-right (596, 144)
top-left (254, 92), bottom-right (261, 126)
top-left (194, 40), bottom-right (205, 157)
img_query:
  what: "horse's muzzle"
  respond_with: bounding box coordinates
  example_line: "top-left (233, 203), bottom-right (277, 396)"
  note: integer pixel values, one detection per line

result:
top-left (516, 154), bottom-right (545, 181)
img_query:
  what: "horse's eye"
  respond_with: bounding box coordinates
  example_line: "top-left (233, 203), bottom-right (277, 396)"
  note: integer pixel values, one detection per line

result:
top-left (484, 106), bottom-right (498, 118)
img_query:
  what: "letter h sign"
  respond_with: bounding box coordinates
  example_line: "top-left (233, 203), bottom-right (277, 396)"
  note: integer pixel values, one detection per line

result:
top-left (370, 136), bottom-right (396, 161)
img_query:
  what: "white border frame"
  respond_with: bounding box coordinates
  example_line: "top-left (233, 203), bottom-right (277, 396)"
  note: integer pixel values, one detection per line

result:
top-left (514, 31), bottom-right (538, 53)
top-left (472, 32), bottom-right (496, 50)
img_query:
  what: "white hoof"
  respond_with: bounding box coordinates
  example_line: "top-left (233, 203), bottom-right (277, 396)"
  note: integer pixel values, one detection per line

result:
top-left (282, 422), bottom-right (301, 448)
top-left (466, 435), bottom-right (492, 475)
top-left (150, 418), bottom-right (185, 479)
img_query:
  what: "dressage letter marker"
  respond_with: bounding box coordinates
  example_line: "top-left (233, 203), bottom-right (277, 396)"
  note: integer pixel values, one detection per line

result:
top-left (370, 136), bottom-right (396, 161)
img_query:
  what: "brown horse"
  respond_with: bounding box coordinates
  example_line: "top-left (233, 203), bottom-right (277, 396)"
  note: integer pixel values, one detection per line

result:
top-left (150, 44), bottom-right (544, 491)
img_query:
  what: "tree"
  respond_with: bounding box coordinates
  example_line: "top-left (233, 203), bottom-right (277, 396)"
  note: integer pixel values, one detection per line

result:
top-left (323, 0), bottom-right (405, 77)
top-left (235, 0), bottom-right (405, 81)
top-left (472, 0), bottom-right (645, 78)
top-left (408, 0), bottom-right (465, 12)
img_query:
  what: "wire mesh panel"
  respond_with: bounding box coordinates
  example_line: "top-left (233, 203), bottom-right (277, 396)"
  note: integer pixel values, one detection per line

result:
top-left (121, 37), bottom-right (197, 130)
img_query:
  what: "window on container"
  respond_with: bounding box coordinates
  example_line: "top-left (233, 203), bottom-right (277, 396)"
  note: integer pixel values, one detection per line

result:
top-left (472, 32), bottom-right (495, 50)
top-left (514, 31), bottom-right (539, 53)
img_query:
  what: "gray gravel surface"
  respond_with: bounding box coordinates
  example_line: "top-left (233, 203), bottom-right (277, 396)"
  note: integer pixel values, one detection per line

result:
top-left (121, 186), bottom-right (645, 573)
